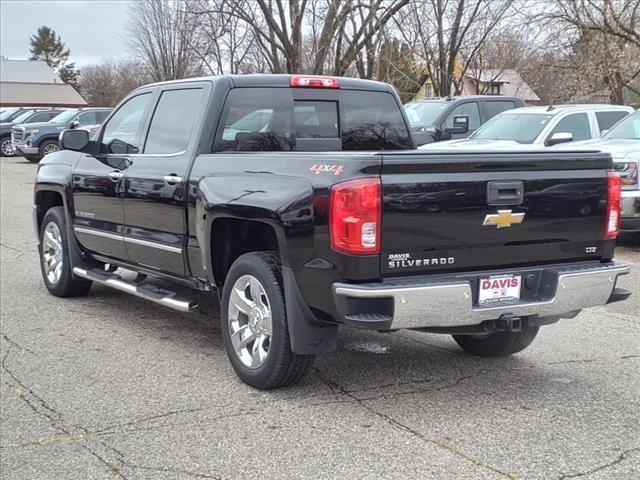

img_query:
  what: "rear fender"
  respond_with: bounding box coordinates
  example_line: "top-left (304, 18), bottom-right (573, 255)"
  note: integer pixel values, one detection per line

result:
top-left (195, 174), bottom-right (336, 354)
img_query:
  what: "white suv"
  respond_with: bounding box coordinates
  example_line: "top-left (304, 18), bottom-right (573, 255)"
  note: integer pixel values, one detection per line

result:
top-left (419, 104), bottom-right (634, 150)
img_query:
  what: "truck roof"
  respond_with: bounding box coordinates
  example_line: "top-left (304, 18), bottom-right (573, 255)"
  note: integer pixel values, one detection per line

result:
top-left (140, 74), bottom-right (393, 92)
top-left (409, 95), bottom-right (523, 102)
top-left (505, 104), bottom-right (634, 115)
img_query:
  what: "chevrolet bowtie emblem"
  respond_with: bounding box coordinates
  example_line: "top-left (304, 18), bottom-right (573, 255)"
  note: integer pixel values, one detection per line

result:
top-left (483, 210), bottom-right (525, 229)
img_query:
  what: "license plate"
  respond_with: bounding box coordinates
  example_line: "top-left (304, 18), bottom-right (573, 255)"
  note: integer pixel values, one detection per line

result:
top-left (478, 274), bottom-right (521, 306)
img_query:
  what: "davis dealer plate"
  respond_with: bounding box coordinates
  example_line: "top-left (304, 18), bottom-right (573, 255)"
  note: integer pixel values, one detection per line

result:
top-left (478, 274), bottom-right (521, 306)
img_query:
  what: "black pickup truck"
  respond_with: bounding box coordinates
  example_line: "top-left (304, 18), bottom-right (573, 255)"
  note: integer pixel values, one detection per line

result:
top-left (34, 74), bottom-right (630, 389)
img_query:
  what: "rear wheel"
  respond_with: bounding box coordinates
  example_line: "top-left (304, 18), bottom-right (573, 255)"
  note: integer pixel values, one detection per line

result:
top-left (453, 325), bottom-right (539, 357)
top-left (220, 251), bottom-right (315, 389)
top-left (39, 207), bottom-right (92, 297)
top-left (39, 139), bottom-right (60, 158)
top-left (1, 136), bottom-right (14, 157)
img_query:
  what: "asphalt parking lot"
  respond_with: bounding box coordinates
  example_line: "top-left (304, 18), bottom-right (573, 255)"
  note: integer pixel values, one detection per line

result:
top-left (1, 155), bottom-right (639, 480)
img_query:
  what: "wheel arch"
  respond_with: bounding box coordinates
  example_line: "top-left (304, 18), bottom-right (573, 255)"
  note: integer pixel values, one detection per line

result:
top-left (34, 134), bottom-right (60, 148)
top-left (194, 173), bottom-right (314, 288)
top-left (210, 217), bottom-right (283, 288)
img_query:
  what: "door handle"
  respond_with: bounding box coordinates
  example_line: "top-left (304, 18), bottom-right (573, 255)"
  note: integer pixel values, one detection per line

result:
top-left (163, 175), bottom-right (183, 185)
top-left (487, 180), bottom-right (524, 206)
top-left (108, 170), bottom-right (124, 181)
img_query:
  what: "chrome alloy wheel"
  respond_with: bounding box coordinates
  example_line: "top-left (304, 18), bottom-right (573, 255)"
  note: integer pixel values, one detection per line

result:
top-left (43, 143), bottom-right (60, 155)
top-left (228, 275), bottom-right (273, 369)
top-left (42, 221), bottom-right (64, 285)
top-left (1, 138), bottom-right (13, 156)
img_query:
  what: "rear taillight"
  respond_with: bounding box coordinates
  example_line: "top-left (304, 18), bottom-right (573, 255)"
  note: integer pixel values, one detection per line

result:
top-left (290, 75), bottom-right (339, 88)
top-left (605, 171), bottom-right (622, 238)
top-left (330, 178), bottom-right (381, 254)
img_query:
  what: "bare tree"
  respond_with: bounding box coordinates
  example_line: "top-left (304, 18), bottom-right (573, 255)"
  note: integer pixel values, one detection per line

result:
top-left (548, 0), bottom-right (640, 49)
top-left (127, 0), bottom-right (206, 81)
top-left (393, 0), bottom-right (516, 97)
top-left (80, 59), bottom-right (152, 106)
top-left (189, 0), bottom-right (410, 76)
top-left (537, 0), bottom-right (640, 104)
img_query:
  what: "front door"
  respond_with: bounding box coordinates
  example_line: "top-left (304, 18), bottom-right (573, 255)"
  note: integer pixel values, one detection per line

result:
top-left (442, 101), bottom-right (481, 139)
top-left (72, 92), bottom-right (154, 260)
top-left (122, 85), bottom-right (207, 276)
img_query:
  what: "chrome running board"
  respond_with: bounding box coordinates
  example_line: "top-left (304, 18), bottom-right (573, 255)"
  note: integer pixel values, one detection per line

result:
top-left (72, 267), bottom-right (198, 313)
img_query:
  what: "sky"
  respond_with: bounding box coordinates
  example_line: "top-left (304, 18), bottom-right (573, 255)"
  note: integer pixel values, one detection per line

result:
top-left (0, 0), bottom-right (132, 67)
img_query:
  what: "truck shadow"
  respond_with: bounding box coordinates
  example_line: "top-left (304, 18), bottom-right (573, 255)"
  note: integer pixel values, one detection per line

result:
top-left (79, 282), bottom-right (588, 405)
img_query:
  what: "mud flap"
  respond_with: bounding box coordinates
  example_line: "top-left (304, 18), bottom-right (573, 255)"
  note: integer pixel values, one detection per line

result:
top-left (282, 267), bottom-right (337, 355)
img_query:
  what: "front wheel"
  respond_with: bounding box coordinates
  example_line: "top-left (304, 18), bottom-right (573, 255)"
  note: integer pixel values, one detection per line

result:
top-left (453, 325), bottom-right (539, 357)
top-left (1, 136), bottom-right (15, 157)
top-left (220, 251), bottom-right (315, 389)
top-left (39, 139), bottom-right (60, 158)
top-left (39, 207), bottom-right (92, 297)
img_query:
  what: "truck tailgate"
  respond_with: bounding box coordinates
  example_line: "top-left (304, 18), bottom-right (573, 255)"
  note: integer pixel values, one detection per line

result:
top-left (380, 151), bottom-right (613, 275)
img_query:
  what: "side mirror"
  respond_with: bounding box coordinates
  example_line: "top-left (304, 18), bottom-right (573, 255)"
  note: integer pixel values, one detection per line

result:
top-left (70, 120), bottom-right (80, 129)
top-left (59, 129), bottom-right (89, 152)
top-left (545, 131), bottom-right (573, 146)
top-left (445, 115), bottom-right (469, 134)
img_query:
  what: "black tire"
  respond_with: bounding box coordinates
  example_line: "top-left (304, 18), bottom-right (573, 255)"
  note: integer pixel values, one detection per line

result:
top-left (39, 207), bottom-right (92, 297)
top-left (453, 325), bottom-right (539, 357)
top-left (39, 139), bottom-right (60, 159)
top-left (220, 251), bottom-right (315, 390)
top-left (24, 154), bottom-right (41, 163)
top-left (1, 136), bottom-right (14, 157)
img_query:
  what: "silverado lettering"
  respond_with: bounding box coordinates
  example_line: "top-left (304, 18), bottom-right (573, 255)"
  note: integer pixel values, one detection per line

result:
top-left (33, 74), bottom-right (630, 390)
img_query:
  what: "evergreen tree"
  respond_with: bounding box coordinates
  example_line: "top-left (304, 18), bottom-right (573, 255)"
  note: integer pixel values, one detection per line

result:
top-left (29, 26), bottom-right (81, 90)
top-left (376, 40), bottom-right (423, 103)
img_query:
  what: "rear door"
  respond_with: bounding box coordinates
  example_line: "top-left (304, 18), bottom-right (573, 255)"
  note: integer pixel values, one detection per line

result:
top-left (482, 100), bottom-right (517, 122)
top-left (595, 110), bottom-right (630, 136)
top-left (72, 91), bottom-right (154, 260)
top-left (122, 82), bottom-right (208, 275)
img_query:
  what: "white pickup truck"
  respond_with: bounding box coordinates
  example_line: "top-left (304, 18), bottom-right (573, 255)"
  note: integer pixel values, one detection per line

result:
top-left (555, 110), bottom-right (640, 233)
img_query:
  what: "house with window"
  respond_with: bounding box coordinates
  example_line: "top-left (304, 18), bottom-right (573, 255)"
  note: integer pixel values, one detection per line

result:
top-left (0, 59), bottom-right (87, 107)
top-left (414, 68), bottom-right (540, 106)
top-left (462, 69), bottom-right (540, 105)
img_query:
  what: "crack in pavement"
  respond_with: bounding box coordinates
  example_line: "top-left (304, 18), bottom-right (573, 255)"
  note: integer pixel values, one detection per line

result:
top-left (0, 345), bottom-right (218, 479)
top-left (1, 333), bottom-right (38, 357)
top-left (556, 447), bottom-right (640, 479)
top-left (0, 241), bottom-right (26, 254)
top-left (313, 367), bottom-right (517, 479)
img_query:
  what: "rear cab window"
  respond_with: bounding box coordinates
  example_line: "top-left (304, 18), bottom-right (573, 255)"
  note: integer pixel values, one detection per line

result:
top-left (213, 87), bottom-right (411, 152)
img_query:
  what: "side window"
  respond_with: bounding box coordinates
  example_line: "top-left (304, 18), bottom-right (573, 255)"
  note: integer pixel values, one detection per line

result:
top-left (101, 93), bottom-right (152, 154)
top-left (485, 101), bottom-right (516, 120)
top-left (144, 89), bottom-right (203, 154)
top-left (595, 111), bottom-right (628, 133)
top-left (445, 102), bottom-right (481, 130)
top-left (28, 112), bottom-right (52, 123)
top-left (76, 112), bottom-right (98, 126)
top-left (550, 113), bottom-right (591, 141)
top-left (214, 88), bottom-right (293, 152)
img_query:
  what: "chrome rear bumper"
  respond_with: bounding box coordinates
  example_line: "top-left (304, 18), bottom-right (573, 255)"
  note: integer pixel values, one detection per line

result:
top-left (333, 262), bottom-right (630, 330)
